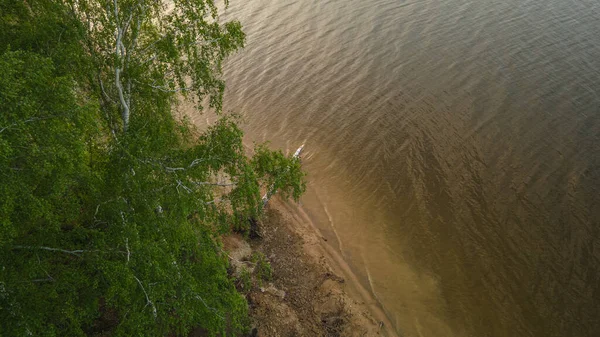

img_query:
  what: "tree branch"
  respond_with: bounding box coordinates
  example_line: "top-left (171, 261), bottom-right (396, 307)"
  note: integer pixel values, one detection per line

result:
top-left (114, 0), bottom-right (130, 132)
top-left (193, 181), bottom-right (235, 187)
top-left (195, 294), bottom-right (224, 320)
top-left (0, 116), bottom-right (61, 134)
top-left (134, 275), bottom-right (157, 318)
top-left (165, 166), bottom-right (185, 173)
top-left (262, 144), bottom-right (304, 206)
top-left (149, 84), bottom-right (194, 93)
top-left (125, 238), bottom-right (130, 263)
top-left (188, 157), bottom-right (221, 168)
top-left (176, 180), bottom-right (193, 194)
top-left (13, 245), bottom-right (89, 256)
top-left (204, 197), bottom-right (225, 205)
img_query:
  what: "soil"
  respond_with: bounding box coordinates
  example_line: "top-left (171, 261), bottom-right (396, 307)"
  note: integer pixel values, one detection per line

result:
top-left (223, 198), bottom-right (394, 337)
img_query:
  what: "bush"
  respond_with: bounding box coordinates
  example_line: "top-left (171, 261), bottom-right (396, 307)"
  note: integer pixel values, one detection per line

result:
top-left (251, 252), bottom-right (273, 286)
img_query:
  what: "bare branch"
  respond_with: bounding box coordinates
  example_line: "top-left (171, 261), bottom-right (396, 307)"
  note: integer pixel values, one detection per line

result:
top-left (193, 181), bottom-right (235, 187)
top-left (176, 180), bottom-right (193, 194)
top-left (113, 0), bottom-right (120, 24)
top-left (134, 275), bottom-right (157, 318)
top-left (98, 73), bottom-right (115, 104)
top-left (31, 277), bottom-right (55, 283)
top-left (188, 157), bottom-right (221, 168)
top-left (13, 245), bottom-right (88, 256)
top-left (195, 294), bottom-right (224, 320)
top-left (165, 166), bottom-right (185, 173)
top-left (125, 238), bottom-right (130, 263)
top-left (114, 0), bottom-right (130, 132)
top-left (0, 124), bottom-right (15, 134)
top-left (188, 158), bottom-right (204, 168)
top-left (204, 198), bottom-right (224, 205)
top-left (115, 60), bottom-right (130, 131)
top-left (36, 253), bottom-right (55, 282)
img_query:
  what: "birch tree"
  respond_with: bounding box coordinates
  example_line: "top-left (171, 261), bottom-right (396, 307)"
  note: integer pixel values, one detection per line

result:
top-left (0, 1), bottom-right (305, 336)
top-left (64, 0), bottom-right (245, 132)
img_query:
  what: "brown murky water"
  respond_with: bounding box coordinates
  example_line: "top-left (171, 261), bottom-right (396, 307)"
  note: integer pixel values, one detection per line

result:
top-left (212, 0), bottom-right (600, 336)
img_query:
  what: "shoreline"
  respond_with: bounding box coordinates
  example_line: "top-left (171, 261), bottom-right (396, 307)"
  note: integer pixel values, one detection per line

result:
top-left (276, 198), bottom-right (399, 337)
top-left (225, 197), bottom-right (398, 336)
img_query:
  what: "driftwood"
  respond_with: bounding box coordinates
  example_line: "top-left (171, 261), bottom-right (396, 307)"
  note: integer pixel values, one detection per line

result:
top-left (261, 144), bottom-right (305, 207)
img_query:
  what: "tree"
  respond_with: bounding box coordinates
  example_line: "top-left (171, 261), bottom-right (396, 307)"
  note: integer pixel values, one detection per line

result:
top-left (0, 1), bottom-right (305, 336)
top-left (69, 0), bottom-right (245, 133)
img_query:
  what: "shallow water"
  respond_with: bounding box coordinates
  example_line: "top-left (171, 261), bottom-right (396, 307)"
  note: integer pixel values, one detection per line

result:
top-left (209, 0), bottom-right (600, 335)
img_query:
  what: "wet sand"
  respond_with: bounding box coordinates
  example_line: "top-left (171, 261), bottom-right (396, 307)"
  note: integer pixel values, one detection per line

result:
top-left (224, 197), bottom-right (398, 336)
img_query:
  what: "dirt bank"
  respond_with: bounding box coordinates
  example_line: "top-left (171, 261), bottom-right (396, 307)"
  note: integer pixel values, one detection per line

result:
top-left (223, 198), bottom-right (397, 337)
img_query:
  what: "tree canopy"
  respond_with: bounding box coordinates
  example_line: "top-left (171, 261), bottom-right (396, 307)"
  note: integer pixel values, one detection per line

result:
top-left (0, 1), bottom-right (305, 336)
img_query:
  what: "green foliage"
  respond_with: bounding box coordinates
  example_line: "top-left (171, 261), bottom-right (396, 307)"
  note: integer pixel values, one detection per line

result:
top-left (0, 50), bottom-right (99, 246)
top-left (252, 144), bottom-right (306, 202)
top-left (0, 0), bottom-right (90, 78)
top-left (251, 252), bottom-right (273, 286)
top-left (0, 49), bottom-right (102, 336)
top-left (0, 0), bottom-right (305, 336)
top-left (236, 267), bottom-right (252, 293)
